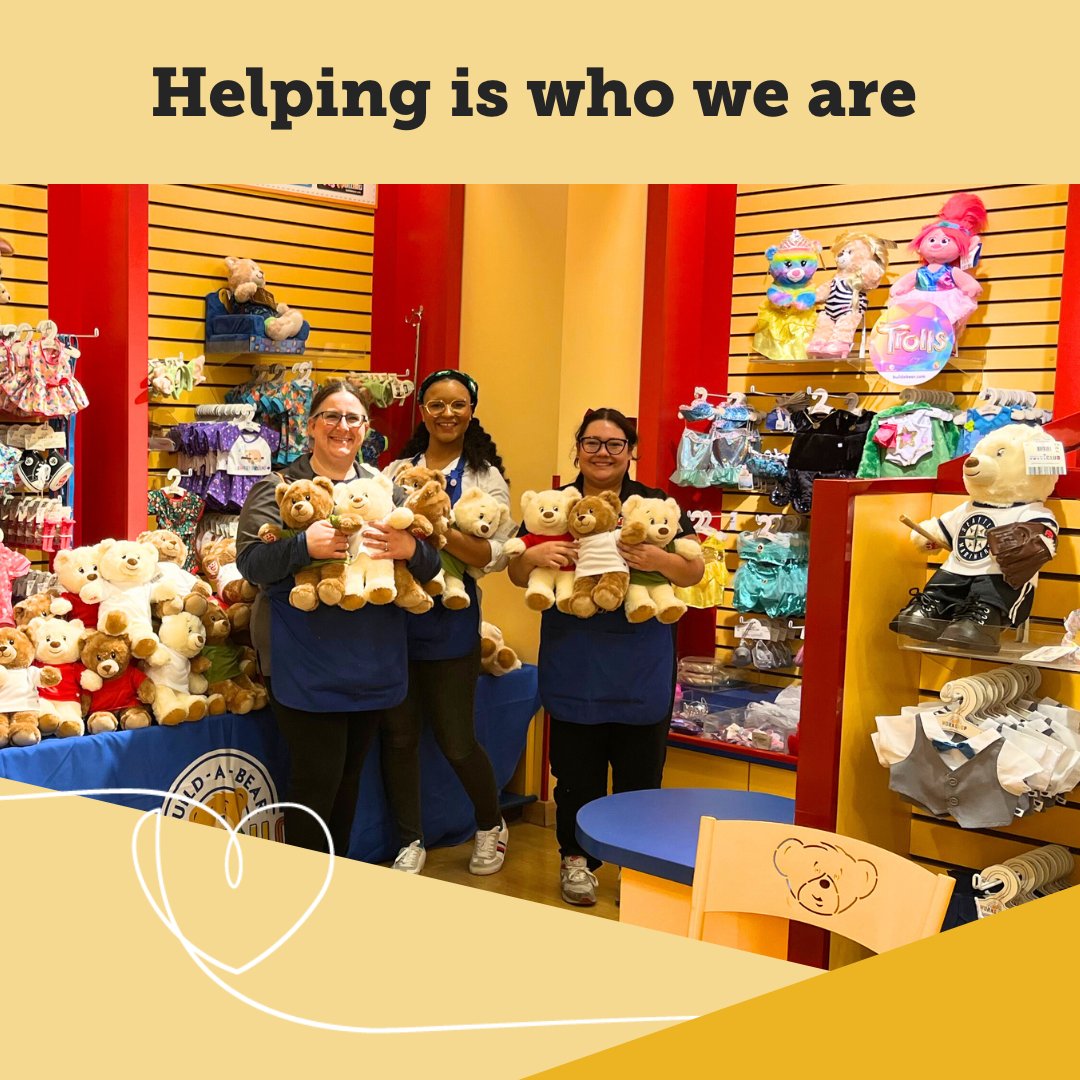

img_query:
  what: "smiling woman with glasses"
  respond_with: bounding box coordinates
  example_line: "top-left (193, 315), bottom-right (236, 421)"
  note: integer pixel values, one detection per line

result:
top-left (235, 378), bottom-right (442, 858)
top-left (379, 368), bottom-right (516, 878)
top-left (507, 406), bottom-right (705, 908)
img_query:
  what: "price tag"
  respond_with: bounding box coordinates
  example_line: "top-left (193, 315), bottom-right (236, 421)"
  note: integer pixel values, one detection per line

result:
top-left (1024, 439), bottom-right (1067, 476)
top-left (1019, 644), bottom-right (1079, 664)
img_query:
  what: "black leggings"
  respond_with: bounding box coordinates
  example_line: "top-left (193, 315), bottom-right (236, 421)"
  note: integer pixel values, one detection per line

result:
top-left (379, 648), bottom-right (501, 846)
top-left (267, 681), bottom-right (381, 856)
top-left (548, 716), bottom-right (669, 869)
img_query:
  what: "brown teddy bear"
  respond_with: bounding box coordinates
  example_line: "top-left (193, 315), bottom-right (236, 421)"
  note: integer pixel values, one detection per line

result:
top-left (619, 495), bottom-right (702, 624)
top-left (567, 492), bottom-right (630, 619)
top-left (26, 616), bottom-right (90, 738)
top-left (392, 464), bottom-right (452, 549)
top-left (258, 476), bottom-right (362, 609)
top-left (13, 587), bottom-right (70, 628)
top-left (79, 626), bottom-right (156, 734)
top-left (0, 627), bottom-right (61, 748)
top-left (199, 536), bottom-right (258, 629)
top-left (138, 529), bottom-right (212, 618)
top-left (198, 602), bottom-right (268, 715)
top-left (224, 257), bottom-right (306, 342)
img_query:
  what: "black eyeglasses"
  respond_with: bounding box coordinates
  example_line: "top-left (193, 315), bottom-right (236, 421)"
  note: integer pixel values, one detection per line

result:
top-left (579, 437), bottom-right (629, 455)
top-left (313, 411), bottom-right (368, 428)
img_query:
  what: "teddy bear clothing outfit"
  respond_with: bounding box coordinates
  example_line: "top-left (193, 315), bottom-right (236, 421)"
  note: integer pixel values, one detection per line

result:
top-left (85, 666), bottom-right (149, 715)
top-left (927, 500), bottom-right (1058, 624)
top-left (236, 454), bottom-right (441, 855)
top-left (147, 487), bottom-right (206, 571)
top-left (0, 545), bottom-right (31, 627)
top-left (535, 473), bottom-right (695, 867)
top-left (37, 661), bottom-right (83, 707)
top-left (856, 403), bottom-right (960, 479)
top-left (377, 453), bottom-right (513, 848)
top-left (0, 666), bottom-right (48, 713)
top-left (909, 263), bottom-right (977, 326)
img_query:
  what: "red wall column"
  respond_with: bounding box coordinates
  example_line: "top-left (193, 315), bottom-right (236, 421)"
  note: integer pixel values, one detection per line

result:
top-left (47, 185), bottom-right (148, 546)
top-left (371, 185), bottom-right (465, 459)
top-left (1055, 186), bottom-right (1080, 417)
top-left (638, 184), bottom-right (737, 656)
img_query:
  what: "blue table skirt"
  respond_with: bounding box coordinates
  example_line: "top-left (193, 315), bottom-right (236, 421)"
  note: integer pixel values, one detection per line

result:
top-left (0, 666), bottom-right (540, 863)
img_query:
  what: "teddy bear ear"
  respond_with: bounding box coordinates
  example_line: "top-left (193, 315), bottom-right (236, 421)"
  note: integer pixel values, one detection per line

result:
top-left (53, 549), bottom-right (70, 570)
top-left (519, 490), bottom-right (537, 513)
top-left (854, 858), bottom-right (879, 900)
top-left (562, 486), bottom-right (582, 505)
top-left (600, 491), bottom-right (621, 512)
top-left (273, 482), bottom-right (290, 507)
top-left (313, 476), bottom-right (335, 495)
top-left (623, 494), bottom-right (642, 515)
top-left (225, 257), bottom-right (237, 270)
top-left (772, 837), bottom-right (805, 879)
top-left (25, 616), bottom-right (44, 642)
top-left (69, 619), bottom-right (86, 637)
top-left (97, 538), bottom-right (116, 558)
top-left (664, 498), bottom-right (680, 515)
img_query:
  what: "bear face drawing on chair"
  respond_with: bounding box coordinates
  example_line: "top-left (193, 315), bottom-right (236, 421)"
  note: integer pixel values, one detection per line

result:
top-left (773, 836), bottom-right (878, 916)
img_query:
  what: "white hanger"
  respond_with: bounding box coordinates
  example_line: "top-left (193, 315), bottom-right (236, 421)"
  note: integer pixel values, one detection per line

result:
top-left (164, 468), bottom-right (190, 495)
top-left (687, 509), bottom-right (719, 537)
top-left (807, 387), bottom-right (831, 416)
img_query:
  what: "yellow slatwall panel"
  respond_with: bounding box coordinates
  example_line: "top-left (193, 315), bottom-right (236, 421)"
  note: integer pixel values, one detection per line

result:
top-left (147, 184), bottom-right (374, 489)
top-left (0, 185), bottom-right (49, 571)
top-left (716, 185), bottom-right (1068, 695)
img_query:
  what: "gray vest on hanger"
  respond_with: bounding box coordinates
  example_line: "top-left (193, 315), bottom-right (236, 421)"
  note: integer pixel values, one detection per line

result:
top-left (889, 717), bottom-right (1026, 829)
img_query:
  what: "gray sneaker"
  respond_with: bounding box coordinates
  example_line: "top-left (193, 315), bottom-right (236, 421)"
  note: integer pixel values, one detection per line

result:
top-left (469, 819), bottom-right (508, 876)
top-left (560, 855), bottom-right (598, 906)
top-left (392, 840), bottom-right (426, 874)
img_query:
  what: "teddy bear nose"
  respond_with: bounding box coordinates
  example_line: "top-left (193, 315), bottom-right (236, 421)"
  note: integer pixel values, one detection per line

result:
top-left (87, 572), bottom-right (97, 581)
top-left (963, 456), bottom-right (980, 471)
top-left (818, 877), bottom-right (831, 890)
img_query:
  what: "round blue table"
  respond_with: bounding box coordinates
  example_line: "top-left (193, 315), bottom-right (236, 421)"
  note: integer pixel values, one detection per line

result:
top-left (576, 788), bottom-right (796, 941)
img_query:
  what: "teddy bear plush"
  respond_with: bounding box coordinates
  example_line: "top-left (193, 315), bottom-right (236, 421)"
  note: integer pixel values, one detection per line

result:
top-left (503, 487), bottom-right (581, 613)
top-left (87, 539), bottom-right (178, 660)
top-left (198, 602), bottom-right (267, 715)
top-left (79, 625), bottom-right (156, 734)
top-left (890, 424), bottom-right (1061, 651)
top-left (807, 231), bottom-right (894, 360)
top-left (331, 475), bottom-right (430, 610)
top-left (567, 492), bottom-right (630, 619)
top-left (619, 495), bottom-right (702, 624)
top-left (480, 621), bottom-right (521, 677)
top-left (258, 476), bottom-right (361, 609)
top-left (438, 489), bottom-right (511, 610)
top-left (224, 257), bottom-right (306, 342)
top-left (138, 529), bottom-right (212, 618)
top-left (199, 536), bottom-right (258, 629)
top-left (752, 229), bottom-right (823, 361)
top-left (773, 836), bottom-right (878, 916)
top-left (391, 463), bottom-right (450, 598)
top-left (51, 544), bottom-right (102, 627)
top-left (144, 611), bottom-right (221, 725)
top-left (27, 616), bottom-right (89, 738)
top-left (0, 626), bottom-right (62, 748)
top-left (13, 586), bottom-right (71, 628)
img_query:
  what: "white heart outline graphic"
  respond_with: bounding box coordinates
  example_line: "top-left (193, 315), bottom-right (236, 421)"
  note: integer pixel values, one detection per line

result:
top-left (133, 799), bottom-right (334, 976)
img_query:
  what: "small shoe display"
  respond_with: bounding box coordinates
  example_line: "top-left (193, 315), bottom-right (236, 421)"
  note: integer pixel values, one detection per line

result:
top-left (889, 587), bottom-right (957, 641)
top-left (469, 818), bottom-right (508, 876)
top-left (391, 840), bottom-right (426, 874)
top-left (560, 855), bottom-right (598, 906)
top-left (936, 599), bottom-right (1005, 652)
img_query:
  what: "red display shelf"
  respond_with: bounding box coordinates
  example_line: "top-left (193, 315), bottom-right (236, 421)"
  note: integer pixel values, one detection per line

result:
top-left (668, 731), bottom-right (798, 771)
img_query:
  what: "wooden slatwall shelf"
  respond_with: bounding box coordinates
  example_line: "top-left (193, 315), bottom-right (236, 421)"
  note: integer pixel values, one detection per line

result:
top-left (147, 184), bottom-right (376, 494)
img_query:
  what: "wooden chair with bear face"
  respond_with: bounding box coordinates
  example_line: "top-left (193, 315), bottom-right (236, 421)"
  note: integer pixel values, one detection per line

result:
top-left (687, 817), bottom-right (954, 958)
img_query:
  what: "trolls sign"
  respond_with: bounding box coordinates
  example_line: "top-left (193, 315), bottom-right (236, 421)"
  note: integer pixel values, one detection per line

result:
top-left (869, 299), bottom-right (955, 386)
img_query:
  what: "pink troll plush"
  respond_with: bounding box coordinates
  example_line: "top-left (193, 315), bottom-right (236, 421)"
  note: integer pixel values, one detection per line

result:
top-left (889, 193), bottom-right (988, 332)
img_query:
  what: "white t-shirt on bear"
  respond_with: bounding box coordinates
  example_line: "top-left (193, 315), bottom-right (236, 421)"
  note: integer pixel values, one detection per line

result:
top-left (937, 500), bottom-right (1058, 578)
top-left (98, 582), bottom-right (156, 633)
top-left (574, 532), bottom-right (628, 578)
top-left (147, 648), bottom-right (191, 694)
top-left (0, 667), bottom-right (45, 713)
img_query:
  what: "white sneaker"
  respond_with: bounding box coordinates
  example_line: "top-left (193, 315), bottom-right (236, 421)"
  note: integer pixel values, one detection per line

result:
top-left (560, 855), bottom-right (598, 906)
top-left (392, 840), bottom-right (426, 874)
top-left (469, 818), bottom-right (508, 876)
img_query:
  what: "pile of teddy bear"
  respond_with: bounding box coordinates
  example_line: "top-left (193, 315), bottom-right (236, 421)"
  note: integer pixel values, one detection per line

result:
top-left (271, 466), bottom-right (704, 626)
top-left (0, 528), bottom-right (266, 750)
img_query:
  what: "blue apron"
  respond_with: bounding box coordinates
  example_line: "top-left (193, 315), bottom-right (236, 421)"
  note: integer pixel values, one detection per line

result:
top-left (406, 456), bottom-right (481, 661)
top-left (267, 579), bottom-right (409, 712)
top-left (538, 607), bottom-right (676, 726)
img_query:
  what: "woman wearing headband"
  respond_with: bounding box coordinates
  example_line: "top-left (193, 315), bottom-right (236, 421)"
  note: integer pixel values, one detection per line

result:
top-left (507, 407), bottom-right (704, 907)
top-left (381, 369), bottom-right (516, 877)
top-left (236, 379), bottom-right (442, 856)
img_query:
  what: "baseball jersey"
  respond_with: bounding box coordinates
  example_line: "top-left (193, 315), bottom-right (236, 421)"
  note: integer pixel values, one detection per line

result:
top-left (937, 500), bottom-right (1058, 578)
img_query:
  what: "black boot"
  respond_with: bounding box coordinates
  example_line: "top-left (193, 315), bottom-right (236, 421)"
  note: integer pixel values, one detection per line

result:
top-left (937, 599), bottom-right (1005, 652)
top-left (889, 588), bottom-right (957, 641)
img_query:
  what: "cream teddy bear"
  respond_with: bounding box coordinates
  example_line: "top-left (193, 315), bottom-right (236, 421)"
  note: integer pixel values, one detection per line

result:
top-left (332, 475), bottom-right (427, 609)
top-left (619, 495), bottom-right (702, 624)
top-left (480, 622), bottom-right (521, 676)
top-left (439, 489), bottom-right (511, 610)
top-left (26, 616), bottom-right (90, 738)
top-left (503, 487), bottom-right (581, 613)
top-left (145, 612), bottom-right (222, 726)
top-left (87, 539), bottom-right (178, 660)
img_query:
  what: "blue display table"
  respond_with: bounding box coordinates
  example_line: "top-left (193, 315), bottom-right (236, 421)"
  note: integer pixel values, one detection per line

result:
top-left (0, 666), bottom-right (540, 863)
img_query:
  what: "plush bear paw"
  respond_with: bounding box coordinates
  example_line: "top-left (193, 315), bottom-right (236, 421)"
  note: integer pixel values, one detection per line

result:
top-left (366, 586), bottom-right (396, 605)
top-left (56, 719), bottom-right (84, 738)
top-left (121, 709), bottom-right (152, 731)
top-left (317, 580), bottom-right (345, 606)
top-left (570, 595), bottom-right (597, 619)
top-left (159, 706), bottom-right (187, 727)
top-left (626, 601), bottom-right (657, 624)
top-left (442, 592), bottom-right (471, 611)
top-left (186, 699), bottom-right (208, 722)
top-left (207, 694), bottom-right (227, 716)
top-left (131, 636), bottom-right (160, 660)
top-left (37, 711), bottom-right (61, 735)
top-left (656, 601), bottom-right (687, 625)
top-left (525, 588), bottom-right (554, 612)
top-left (87, 712), bottom-right (118, 735)
top-left (290, 585), bottom-right (319, 611)
top-left (183, 593), bottom-right (209, 617)
top-left (338, 593), bottom-right (367, 611)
